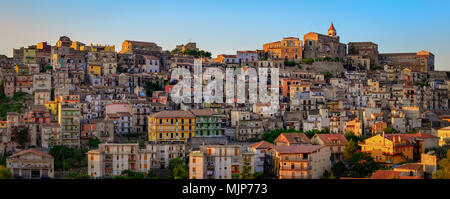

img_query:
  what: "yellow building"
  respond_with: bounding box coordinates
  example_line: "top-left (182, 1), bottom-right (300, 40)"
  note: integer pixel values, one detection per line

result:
top-left (345, 118), bottom-right (362, 136)
top-left (88, 65), bottom-right (102, 76)
top-left (44, 100), bottom-right (58, 115)
top-left (23, 48), bottom-right (36, 64)
top-left (71, 41), bottom-right (86, 51)
top-left (89, 44), bottom-right (115, 52)
top-left (437, 126), bottom-right (450, 146)
top-left (148, 110), bottom-right (196, 142)
top-left (360, 133), bottom-right (422, 165)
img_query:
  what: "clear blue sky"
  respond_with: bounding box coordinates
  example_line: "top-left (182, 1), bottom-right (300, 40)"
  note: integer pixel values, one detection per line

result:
top-left (1, 0), bottom-right (449, 70)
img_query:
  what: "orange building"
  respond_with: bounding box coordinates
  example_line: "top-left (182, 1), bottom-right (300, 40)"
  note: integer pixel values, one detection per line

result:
top-left (262, 37), bottom-right (302, 60)
top-left (360, 133), bottom-right (424, 165)
top-left (371, 121), bottom-right (387, 135)
top-left (345, 118), bottom-right (363, 136)
top-left (274, 133), bottom-right (312, 146)
top-left (281, 78), bottom-right (302, 97)
top-left (214, 54), bottom-right (238, 64)
top-left (289, 83), bottom-right (310, 99)
top-left (414, 50), bottom-right (435, 72)
top-left (267, 145), bottom-right (330, 179)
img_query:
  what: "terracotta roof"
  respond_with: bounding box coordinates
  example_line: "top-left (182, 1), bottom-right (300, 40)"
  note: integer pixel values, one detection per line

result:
top-left (150, 110), bottom-right (195, 118)
top-left (439, 126), bottom-right (450, 130)
top-left (237, 50), bottom-right (257, 54)
top-left (411, 133), bottom-right (439, 139)
top-left (273, 145), bottom-right (324, 154)
top-left (384, 134), bottom-right (416, 144)
top-left (219, 54), bottom-right (237, 58)
top-left (249, 140), bottom-right (274, 149)
top-left (370, 170), bottom-right (402, 179)
top-left (277, 133), bottom-right (311, 145)
top-left (315, 134), bottom-right (348, 145)
top-left (395, 163), bottom-right (423, 171)
top-left (329, 23), bottom-right (336, 31)
top-left (9, 149), bottom-right (53, 159)
top-left (190, 109), bottom-right (219, 117)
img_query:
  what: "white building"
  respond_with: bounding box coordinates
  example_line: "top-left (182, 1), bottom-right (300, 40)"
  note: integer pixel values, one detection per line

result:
top-left (237, 50), bottom-right (258, 63)
top-left (142, 55), bottom-right (160, 73)
top-left (6, 149), bottom-right (55, 179)
top-left (189, 144), bottom-right (256, 179)
top-left (247, 141), bottom-right (274, 173)
top-left (88, 142), bottom-right (185, 178)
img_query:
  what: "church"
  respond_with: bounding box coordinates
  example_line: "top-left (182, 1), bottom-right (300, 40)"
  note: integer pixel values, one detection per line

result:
top-left (303, 23), bottom-right (347, 59)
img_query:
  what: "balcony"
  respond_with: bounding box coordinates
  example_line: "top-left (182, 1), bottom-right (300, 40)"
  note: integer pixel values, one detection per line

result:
top-left (382, 152), bottom-right (402, 156)
top-left (231, 157), bottom-right (240, 163)
top-left (280, 157), bottom-right (311, 162)
top-left (280, 165), bottom-right (311, 171)
top-left (280, 174), bottom-right (311, 179)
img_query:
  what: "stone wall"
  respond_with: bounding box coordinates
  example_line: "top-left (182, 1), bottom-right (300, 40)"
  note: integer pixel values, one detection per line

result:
top-left (302, 61), bottom-right (345, 76)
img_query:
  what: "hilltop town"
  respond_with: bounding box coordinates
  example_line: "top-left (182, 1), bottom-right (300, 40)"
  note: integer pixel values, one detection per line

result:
top-left (0, 23), bottom-right (449, 180)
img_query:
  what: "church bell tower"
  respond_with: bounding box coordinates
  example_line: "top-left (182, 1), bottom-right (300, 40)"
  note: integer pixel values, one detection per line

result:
top-left (327, 22), bottom-right (337, 37)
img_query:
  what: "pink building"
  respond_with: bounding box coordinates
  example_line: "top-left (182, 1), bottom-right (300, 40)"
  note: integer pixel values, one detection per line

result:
top-left (4, 80), bottom-right (15, 97)
top-left (105, 103), bottom-right (130, 115)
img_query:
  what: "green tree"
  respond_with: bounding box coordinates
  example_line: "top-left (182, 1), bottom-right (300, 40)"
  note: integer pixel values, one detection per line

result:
top-left (11, 127), bottom-right (29, 148)
top-left (145, 82), bottom-right (163, 96)
top-left (0, 155), bottom-right (9, 166)
top-left (383, 126), bottom-right (399, 134)
top-left (49, 146), bottom-right (88, 171)
top-left (343, 139), bottom-right (358, 160)
top-left (51, 88), bottom-right (55, 101)
top-left (169, 157), bottom-right (188, 179)
top-left (171, 164), bottom-right (189, 179)
top-left (13, 91), bottom-right (26, 101)
top-left (301, 58), bottom-right (314, 65)
top-left (0, 165), bottom-right (12, 179)
top-left (117, 64), bottom-right (128, 73)
top-left (169, 157), bottom-right (184, 170)
top-left (68, 172), bottom-right (91, 179)
top-left (346, 152), bottom-right (379, 178)
top-left (426, 147), bottom-right (448, 160)
top-left (304, 129), bottom-right (329, 139)
top-left (324, 71), bottom-right (334, 81)
top-left (248, 137), bottom-right (261, 143)
top-left (344, 132), bottom-right (358, 142)
top-left (321, 170), bottom-right (331, 179)
top-left (329, 172), bottom-right (337, 179)
top-left (330, 161), bottom-right (348, 178)
top-left (1, 96), bottom-right (10, 103)
top-left (114, 170), bottom-right (147, 179)
top-left (261, 128), bottom-right (302, 143)
top-left (89, 137), bottom-right (100, 148)
top-left (251, 172), bottom-right (264, 179)
top-left (240, 155), bottom-right (252, 179)
top-left (147, 169), bottom-right (159, 179)
top-left (0, 102), bottom-right (23, 119)
top-left (434, 150), bottom-right (450, 179)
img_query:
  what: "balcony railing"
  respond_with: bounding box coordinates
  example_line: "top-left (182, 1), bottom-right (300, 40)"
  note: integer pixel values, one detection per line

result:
top-left (280, 157), bottom-right (311, 162)
top-left (280, 174), bottom-right (311, 179)
top-left (280, 165), bottom-right (311, 171)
